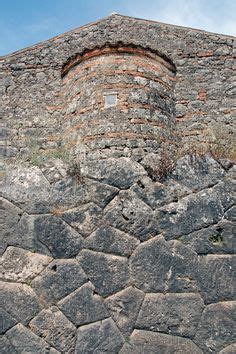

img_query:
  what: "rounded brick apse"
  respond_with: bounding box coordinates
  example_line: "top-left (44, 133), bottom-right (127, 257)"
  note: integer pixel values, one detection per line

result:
top-left (61, 45), bottom-right (176, 163)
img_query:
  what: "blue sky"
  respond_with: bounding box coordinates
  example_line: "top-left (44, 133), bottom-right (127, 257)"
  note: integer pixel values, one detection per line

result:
top-left (0, 0), bottom-right (235, 55)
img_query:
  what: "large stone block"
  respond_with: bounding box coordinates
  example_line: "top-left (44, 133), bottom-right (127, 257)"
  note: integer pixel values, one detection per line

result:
top-left (77, 249), bottom-right (129, 297)
top-left (75, 318), bottom-right (124, 353)
top-left (130, 236), bottom-right (198, 293)
top-left (0, 281), bottom-right (41, 325)
top-left (135, 293), bottom-right (204, 338)
top-left (58, 282), bottom-right (109, 326)
top-left (194, 301), bottom-right (236, 353)
top-left (34, 215), bottom-right (83, 258)
top-left (105, 286), bottom-right (145, 335)
top-left (32, 259), bottom-right (87, 307)
top-left (120, 330), bottom-right (203, 353)
top-left (83, 225), bottom-right (140, 256)
top-left (30, 307), bottom-right (76, 353)
top-left (0, 246), bottom-right (52, 283)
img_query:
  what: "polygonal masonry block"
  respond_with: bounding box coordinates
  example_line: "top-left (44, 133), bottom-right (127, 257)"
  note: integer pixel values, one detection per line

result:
top-left (30, 307), bottom-right (76, 353)
top-left (105, 286), bottom-right (145, 335)
top-left (135, 293), bottom-right (204, 338)
top-left (77, 249), bottom-right (129, 297)
top-left (83, 225), bottom-right (140, 257)
top-left (0, 246), bottom-right (52, 283)
top-left (119, 330), bottom-right (203, 353)
top-left (58, 282), bottom-right (109, 326)
top-left (1, 281), bottom-right (41, 325)
top-left (32, 259), bottom-right (87, 307)
top-left (76, 318), bottom-right (124, 353)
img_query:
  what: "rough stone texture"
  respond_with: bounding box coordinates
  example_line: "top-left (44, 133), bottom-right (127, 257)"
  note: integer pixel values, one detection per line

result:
top-left (76, 318), bottom-right (124, 353)
top-left (30, 307), bottom-right (76, 353)
top-left (0, 246), bottom-right (52, 282)
top-left (105, 286), bottom-right (145, 335)
top-left (58, 282), bottom-right (109, 326)
top-left (0, 281), bottom-right (41, 325)
top-left (0, 13), bottom-right (235, 353)
top-left (83, 225), bottom-right (140, 256)
top-left (129, 236), bottom-right (199, 293)
top-left (104, 190), bottom-right (159, 241)
top-left (0, 308), bottom-right (17, 334)
top-left (33, 215), bottom-right (83, 258)
top-left (32, 259), bottom-right (87, 307)
top-left (120, 330), bottom-right (203, 353)
top-left (6, 323), bottom-right (58, 353)
top-left (77, 249), bottom-right (129, 297)
top-left (0, 335), bottom-right (17, 354)
top-left (194, 301), bottom-right (236, 353)
top-left (135, 293), bottom-right (204, 338)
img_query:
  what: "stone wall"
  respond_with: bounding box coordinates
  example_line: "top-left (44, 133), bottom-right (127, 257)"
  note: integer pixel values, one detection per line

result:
top-left (0, 14), bottom-right (235, 353)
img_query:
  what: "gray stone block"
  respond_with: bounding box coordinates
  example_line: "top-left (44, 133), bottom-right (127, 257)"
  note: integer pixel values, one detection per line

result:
top-left (34, 215), bottom-right (83, 258)
top-left (104, 191), bottom-right (159, 241)
top-left (83, 225), bottom-right (140, 256)
top-left (0, 246), bottom-right (52, 283)
top-left (58, 282), bottom-right (109, 326)
top-left (135, 293), bottom-right (204, 338)
top-left (0, 308), bottom-right (16, 334)
top-left (120, 330), bottom-right (203, 353)
top-left (75, 318), bottom-right (124, 353)
top-left (30, 307), bottom-right (76, 353)
top-left (78, 249), bottom-right (129, 297)
top-left (105, 286), bottom-right (145, 335)
top-left (62, 203), bottom-right (102, 237)
top-left (0, 281), bottom-right (41, 325)
top-left (6, 323), bottom-right (56, 353)
top-left (130, 236), bottom-right (198, 293)
top-left (194, 301), bottom-right (236, 353)
top-left (32, 259), bottom-right (87, 307)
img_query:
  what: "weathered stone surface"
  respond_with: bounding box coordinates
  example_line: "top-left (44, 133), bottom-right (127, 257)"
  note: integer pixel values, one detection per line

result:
top-left (85, 157), bottom-right (146, 189)
top-left (0, 166), bottom-right (51, 213)
top-left (0, 335), bottom-right (17, 354)
top-left (120, 330), bottom-right (203, 353)
top-left (75, 318), bottom-right (124, 353)
top-left (105, 286), bottom-right (145, 335)
top-left (84, 179), bottom-right (119, 208)
top-left (131, 176), bottom-right (190, 210)
top-left (219, 344), bottom-right (236, 353)
top-left (0, 308), bottom-right (17, 334)
top-left (34, 215), bottom-right (83, 258)
top-left (32, 259), bottom-right (87, 307)
top-left (30, 307), bottom-right (76, 353)
top-left (136, 293), bottom-right (204, 338)
top-left (156, 185), bottom-right (227, 239)
top-left (83, 225), bottom-right (140, 256)
top-left (0, 281), bottom-right (41, 325)
top-left (78, 250), bottom-right (129, 297)
top-left (62, 203), bottom-right (102, 237)
top-left (130, 236), bottom-right (198, 293)
top-left (195, 255), bottom-right (235, 304)
top-left (58, 282), bottom-right (108, 326)
top-left (180, 220), bottom-right (235, 254)
top-left (13, 213), bottom-right (52, 255)
top-left (194, 302), bottom-right (236, 353)
top-left (170, 155), bottom-right (225, 191)
top-left (104, 191), bottom-right (159, 241)
top-left (224, 206), bottom-right (236, 222)
top-left (0, 246), bottom-right (52, 282)
top-left (6, 323), bottom-right (56, 353)
top-left (0, 198), bottom-right (23, 255)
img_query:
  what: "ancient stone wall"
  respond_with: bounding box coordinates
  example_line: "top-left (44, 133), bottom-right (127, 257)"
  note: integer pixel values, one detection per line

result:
top-left (0, 14), bottom-right (235, 353)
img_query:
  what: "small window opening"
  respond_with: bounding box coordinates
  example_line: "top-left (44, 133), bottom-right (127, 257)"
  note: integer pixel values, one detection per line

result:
top-left (104, 93), bottom-right (117, 108)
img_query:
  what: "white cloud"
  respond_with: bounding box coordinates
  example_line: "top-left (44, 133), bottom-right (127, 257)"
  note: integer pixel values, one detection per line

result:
top-left (125, 0), bottom-right (236, 36)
